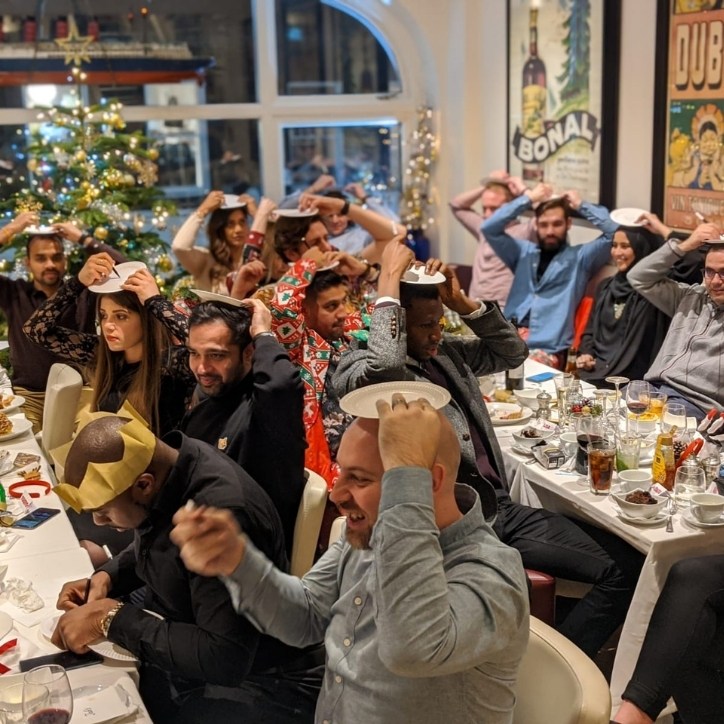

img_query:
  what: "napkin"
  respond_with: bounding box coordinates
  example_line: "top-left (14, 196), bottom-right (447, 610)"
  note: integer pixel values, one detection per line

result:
top-left (70, 682), bottom-right (137, 723)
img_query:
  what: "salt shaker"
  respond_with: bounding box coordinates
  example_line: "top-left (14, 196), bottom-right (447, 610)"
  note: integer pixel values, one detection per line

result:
top-left (536, 391), bottom-right (552, 422)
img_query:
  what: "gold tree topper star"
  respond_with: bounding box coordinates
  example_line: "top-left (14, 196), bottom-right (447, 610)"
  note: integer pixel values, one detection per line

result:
top-left (55, 20), bottom-right (95, 67)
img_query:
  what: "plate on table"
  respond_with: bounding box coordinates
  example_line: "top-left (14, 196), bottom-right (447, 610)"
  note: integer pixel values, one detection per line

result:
top-left (610, 208), bottom-right (648, 227)
top-left (87, 261), bottom-right (147, 294)
top-left (340, 381), bottom-right (451, 419)
top-left (88, 639), bottom-right (138, 662)
top-left (39, 614), bottom-right (60, 643)
top-left (0, 417), bottom-right (32, 442)
top-left (486, 402), bottom-right (533, 427)
top-left (0, 611), bottom-right (12, 641)
top-left (510, 444), bottom-right (535, 458)
top-left (682, 509), bottom-right (724, 528)
top-left (0, 395), bottom-right (25, 415)
top-left (616, 511), bottom-right (667, 527)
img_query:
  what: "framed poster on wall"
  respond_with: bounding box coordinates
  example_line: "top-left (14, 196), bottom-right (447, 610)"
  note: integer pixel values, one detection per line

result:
top-left (507, 0), bottom-right (620, 206)
top-left (652, 0), bottom-right (724, 231)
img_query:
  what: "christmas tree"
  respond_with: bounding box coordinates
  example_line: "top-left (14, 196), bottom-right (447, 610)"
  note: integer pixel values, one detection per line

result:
top-left (556, 0), bottom-right (591, 106)
top-left (0, 89), bottom-right (178, 290)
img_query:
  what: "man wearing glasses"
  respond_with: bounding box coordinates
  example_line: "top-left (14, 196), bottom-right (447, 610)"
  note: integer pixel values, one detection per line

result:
top-left (629, 219), bottom-right (724, 420)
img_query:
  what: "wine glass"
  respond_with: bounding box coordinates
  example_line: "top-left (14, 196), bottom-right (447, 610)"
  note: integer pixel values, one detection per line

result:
top-left (605, 375), bottom-right (629, 434)
top-left (23, 666), bottom-right (72, 724)
top-left (625, 380), bottom-right (651, 436)
top-left (674, 462), bottom-right (706, 508)
top-left (20, 684), bottom-right (50, 724)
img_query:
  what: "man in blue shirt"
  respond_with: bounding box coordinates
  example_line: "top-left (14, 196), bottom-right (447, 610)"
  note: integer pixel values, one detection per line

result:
top-left (482, 184), bottom-right (617, 366)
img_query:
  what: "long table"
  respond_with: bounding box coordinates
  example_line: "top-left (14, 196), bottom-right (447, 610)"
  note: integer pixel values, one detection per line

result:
top-left (0, 403), bottom-right (152, 722)
top-left (492, 361), bottom-right (722, 720)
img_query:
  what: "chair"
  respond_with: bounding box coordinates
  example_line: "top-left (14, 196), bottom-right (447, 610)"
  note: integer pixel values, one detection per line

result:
top-left (328, 515), bottom-right (346, 547)
top-left (513, 616), bottom-right (611, 724)
top-left (35, 363), bottom-right (83, 460)
top-left (289, 468), bottom-right (329, 577)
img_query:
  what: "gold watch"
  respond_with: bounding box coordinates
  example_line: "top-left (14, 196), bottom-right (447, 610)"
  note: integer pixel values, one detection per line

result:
top-left (100, 602), bottom-right (124, 638)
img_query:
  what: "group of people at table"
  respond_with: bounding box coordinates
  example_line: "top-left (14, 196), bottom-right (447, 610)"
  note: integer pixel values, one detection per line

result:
top-left (0, 168), bottom-right (722, 723)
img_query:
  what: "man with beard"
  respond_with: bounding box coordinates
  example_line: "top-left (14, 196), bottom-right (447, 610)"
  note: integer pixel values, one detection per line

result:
top-left (482, 183), bottom-right (617, 367)
top-left (0, 213), bottom-right (123, 430)
top-left (171, 395), bottom-right (529, 724)
top-left (180, 296), bottom-right (306, 554)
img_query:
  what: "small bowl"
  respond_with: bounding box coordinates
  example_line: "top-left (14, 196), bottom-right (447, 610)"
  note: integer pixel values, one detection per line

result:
top-left (690, 493), bottom-right (724, 523)
top-left (612, 489), bottom-right (667, 519)
top-left (627, 412), bottom-right (658, 434)
top-left (514, 389), bottom-right (542, 410)
top-left (617, 470), bottom-right (652, 493)
top-left (512, 426), bottom-right (556, 450)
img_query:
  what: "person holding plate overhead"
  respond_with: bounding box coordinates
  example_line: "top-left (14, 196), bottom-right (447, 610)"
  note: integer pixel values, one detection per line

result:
top-left (575, 226), bottom-right (670, 387)
top-left (172, 190), bottom-right (259, 293)
top-left (0, 212), bottom-right (124, 432)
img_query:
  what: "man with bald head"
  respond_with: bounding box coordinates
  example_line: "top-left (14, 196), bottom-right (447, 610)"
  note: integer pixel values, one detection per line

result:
top-left (51, 410), bottom-right (321, 723)
top-left (172, 394), bottom-right (529, 724)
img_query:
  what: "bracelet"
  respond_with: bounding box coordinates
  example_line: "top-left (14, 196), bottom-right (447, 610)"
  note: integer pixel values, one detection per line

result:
top-left (100, 602), bottom-right (124, 638)
top-left (340, 200), bottom-right (350, 216)
top-left (8, 481), bottom-right (51, 499)
top-left (252, 331), bottom-right (275, 341)
top-left (78, 233), bottom-right (92, 246)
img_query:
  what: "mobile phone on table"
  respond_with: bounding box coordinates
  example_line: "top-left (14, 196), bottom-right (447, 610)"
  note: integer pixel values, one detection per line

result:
top-left (20, 649), bottom-right (103, 672)
top-left (11, 507), bottom-right (61, 530)
top-left (526, 371), bottom-right (557, 383)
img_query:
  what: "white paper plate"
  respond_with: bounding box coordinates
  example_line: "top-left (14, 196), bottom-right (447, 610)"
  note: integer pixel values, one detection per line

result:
top-left (610, 208), bottom-right (648, 227)
top-left (191, 288), bottom-right (245, 309)
top-left (88, 639), bottom-right (138, 662)
top-left (401, 265), bottom-right (446, 285)
top-left (682, 509), bottom-right (724, 528)
top-left (0, 417), bottom-right (33, 442)
top-left (272, 209), bottom-right (318, 219)
top-left (0, 395), bottom-right (24, 414)
top-left (88, 261), bottom-right (148, 294)
top-left (316, 260), bottom-right (340, 272)
top-left (221, 194), bottom-right (247, 210)
top-left (39, 614), bottom-right (61, 643)
top-left (616, 511), bottom-right (667, 526)
top-left (0, 611), bottom-right (12, 641)
top-left (486, 402), bottom-right (533, 427)
top-left (24, 225), bottom-right (57, 235)
top-left (340, 381), bottom-right (451, 419)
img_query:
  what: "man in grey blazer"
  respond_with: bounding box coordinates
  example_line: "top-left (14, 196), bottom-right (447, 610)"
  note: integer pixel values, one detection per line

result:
top-left (334, 241), bottom-right (643, 658)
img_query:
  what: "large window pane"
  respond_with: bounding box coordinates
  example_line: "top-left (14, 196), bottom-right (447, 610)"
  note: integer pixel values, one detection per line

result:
top-left (276, 0), bottom-right (400, 95)
top-left (283, 122), bottom-right (401, 210)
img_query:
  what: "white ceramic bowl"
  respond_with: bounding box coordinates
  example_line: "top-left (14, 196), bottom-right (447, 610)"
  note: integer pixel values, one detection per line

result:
top-left (617, 470), bottom-right (653, 493)
top-left (512, 426), bottom-right (556, 450)
top-left (514, 388), bottom-right (542, 410)
top-left (612, 489), bottom-right (667, 519)
top-left (627, 412), bottom-right (658, 434)
top-left (690, 493), bottom-right (724, 523)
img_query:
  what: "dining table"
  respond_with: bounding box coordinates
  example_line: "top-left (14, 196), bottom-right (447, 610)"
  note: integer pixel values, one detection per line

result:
top-left (0, 396), bottom-right (153, 722)
top-left (488, 360), bottom-right (724, 721)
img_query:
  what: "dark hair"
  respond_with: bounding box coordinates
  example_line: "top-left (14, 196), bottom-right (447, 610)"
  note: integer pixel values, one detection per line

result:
top-left (26, 234), bottom-right (64, 256)
top-left (274, 214), bottom-right (321, 261)
top-left (188, 302), bottom-right (252, 351)
top-left (323, 189), bottom-right (346, 202)
top-left (534, 196), bottom-right (571, 220)
top-left (206, 206), bottom-right (249, 271)
top-left (483, 181), bottom-right (513, 201)
top-left (399, 282), bottom-right (440, 309)
top-left (306, 270), bottom-right (347, 302)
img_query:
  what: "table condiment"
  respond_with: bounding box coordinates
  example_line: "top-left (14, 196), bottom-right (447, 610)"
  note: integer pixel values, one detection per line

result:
top-left (652, 431), bottom-right (676, 490)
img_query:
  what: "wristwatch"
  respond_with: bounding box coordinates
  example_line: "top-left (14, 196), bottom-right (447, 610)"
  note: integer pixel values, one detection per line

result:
top-left (100, 602), bottom-right (124, 638)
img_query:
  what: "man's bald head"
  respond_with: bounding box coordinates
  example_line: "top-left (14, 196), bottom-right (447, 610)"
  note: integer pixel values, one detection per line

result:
top-left (65, 417), bottom-right (130, 486)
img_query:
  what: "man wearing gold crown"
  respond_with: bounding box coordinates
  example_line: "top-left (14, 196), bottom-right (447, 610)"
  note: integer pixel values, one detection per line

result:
top-left (50, 405), bottom-right (322, 723)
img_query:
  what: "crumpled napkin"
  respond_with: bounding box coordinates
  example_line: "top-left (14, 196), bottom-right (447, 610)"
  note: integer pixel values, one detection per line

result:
top-left (0, 577), bottom-right (44, 612)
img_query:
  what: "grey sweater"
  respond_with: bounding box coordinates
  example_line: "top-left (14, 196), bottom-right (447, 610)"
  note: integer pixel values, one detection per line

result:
top-left (627, 239), bottom-right (724, 411)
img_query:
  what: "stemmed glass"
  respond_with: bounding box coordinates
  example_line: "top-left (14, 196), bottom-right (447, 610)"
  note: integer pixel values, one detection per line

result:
top-left (625, 380), bottom-right (651, 436)
top-left (605, 376), bottom-right (629, 435)
top-left (23, 665), bottom-right (72, 724)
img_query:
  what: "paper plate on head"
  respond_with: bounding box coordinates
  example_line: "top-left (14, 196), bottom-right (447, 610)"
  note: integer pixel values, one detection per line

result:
top-left (0, 417), bottom-right (32, 442)
top-left (220, 194), bottom-right (247, 210)
top-left (190, 288), bottom-right (246, 309)
top-left (401, 265), bottom-right (446, 285)
top-left (88, 639), bottom-right (138, 662)
top-left (272, 208), bottom-right (318, 219)
top-left (24, 225), bottom-right (57, 236)
top-left (88, 261), bottom-right (148, 294)
top-left (316, 260), bottom-right (340, 273)
top-left (610, 208), bottom-right (648, 227)
top-left (340, 381), bottom-right (451, 419)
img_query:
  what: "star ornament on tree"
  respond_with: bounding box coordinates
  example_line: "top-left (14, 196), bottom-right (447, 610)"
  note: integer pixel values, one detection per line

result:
top-left (55, 25), bottom-right (95, 67)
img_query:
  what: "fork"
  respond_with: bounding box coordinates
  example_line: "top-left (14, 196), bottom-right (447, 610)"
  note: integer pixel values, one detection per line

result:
top-left (665, 495), bottom-right (676, 533)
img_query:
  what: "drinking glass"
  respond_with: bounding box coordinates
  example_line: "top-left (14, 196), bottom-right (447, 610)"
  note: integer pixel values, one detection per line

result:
top-left (625, 380), bottom-right (651, 435)
top-left (0, 683), bottom-right (35, 723)
top-left (554, 373), bottom-right (574, 427)
top-left (648, 391), bottom-right (668, 420)
top-left (605, 375), bottom-right (629, 427)
top-left (616, 435), bottom-right (641, 472)
top-left (674, 463), bottom-right (706, 508)
top-left (588, 440), bottom-right (616, 495)
top-left (662, 402), bottom-right (687, 434)
top-left (575, 415), bottom-right (604, 476)
top-left (20, 684), bottom-right (50, 724)
top-left (23, 666), bottom-right (72, 724)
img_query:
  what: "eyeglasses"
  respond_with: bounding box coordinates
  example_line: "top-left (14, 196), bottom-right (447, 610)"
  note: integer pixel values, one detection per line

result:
top-left (703, 268), bottom-right (724, 282)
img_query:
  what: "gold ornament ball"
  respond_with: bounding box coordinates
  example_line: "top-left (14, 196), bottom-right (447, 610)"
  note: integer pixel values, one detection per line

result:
top-left (157, 254), bottom-right (173, 273)
top-left (118, 238), bottom-right (129, 249)
top-left (80, 180), bottom-right (91, 190)
top-left (0, 260), bottom-right (11, 273)
top-left (123, 173), bottom-right (136, 187)
top-left (94, 227), bottom-right (109, 241)
top-left (148, 149), bottom-right (159, 161)
top-left (26, 159), bottom-right (38, 172)
top-left (155, 275), bottom-right (165, 288)
top-left (75, 150), bottom-right (87, 162)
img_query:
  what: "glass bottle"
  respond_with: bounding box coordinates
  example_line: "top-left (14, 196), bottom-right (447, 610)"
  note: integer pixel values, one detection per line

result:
top-left (521, 5), bottom-right (547, 182)
top-left (536, 391), bottom-right (552, 422)
top-left (652, 431), bottom-right (676, 490)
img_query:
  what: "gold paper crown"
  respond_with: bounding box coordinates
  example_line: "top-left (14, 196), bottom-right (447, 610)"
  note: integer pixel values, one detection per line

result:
top-left (53, 402), bottom-right (156, 513)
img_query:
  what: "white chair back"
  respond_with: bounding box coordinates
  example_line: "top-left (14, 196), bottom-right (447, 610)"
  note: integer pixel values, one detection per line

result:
top-left (37, 363), bottom-right (83, 459)
top-left (289, 469), bottom-right (328, 577)
top-left (513, 616), bottom-right (611, 724)
top-left (328, 516), bottom-right (346, 547)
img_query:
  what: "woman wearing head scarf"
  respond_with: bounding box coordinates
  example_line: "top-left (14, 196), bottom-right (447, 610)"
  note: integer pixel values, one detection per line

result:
top-left (576, 228), bottom-right (669, 388)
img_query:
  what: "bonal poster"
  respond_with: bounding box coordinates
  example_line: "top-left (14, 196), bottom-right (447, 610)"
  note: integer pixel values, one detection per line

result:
top-left (508, 0), bottom-right (604, 202)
